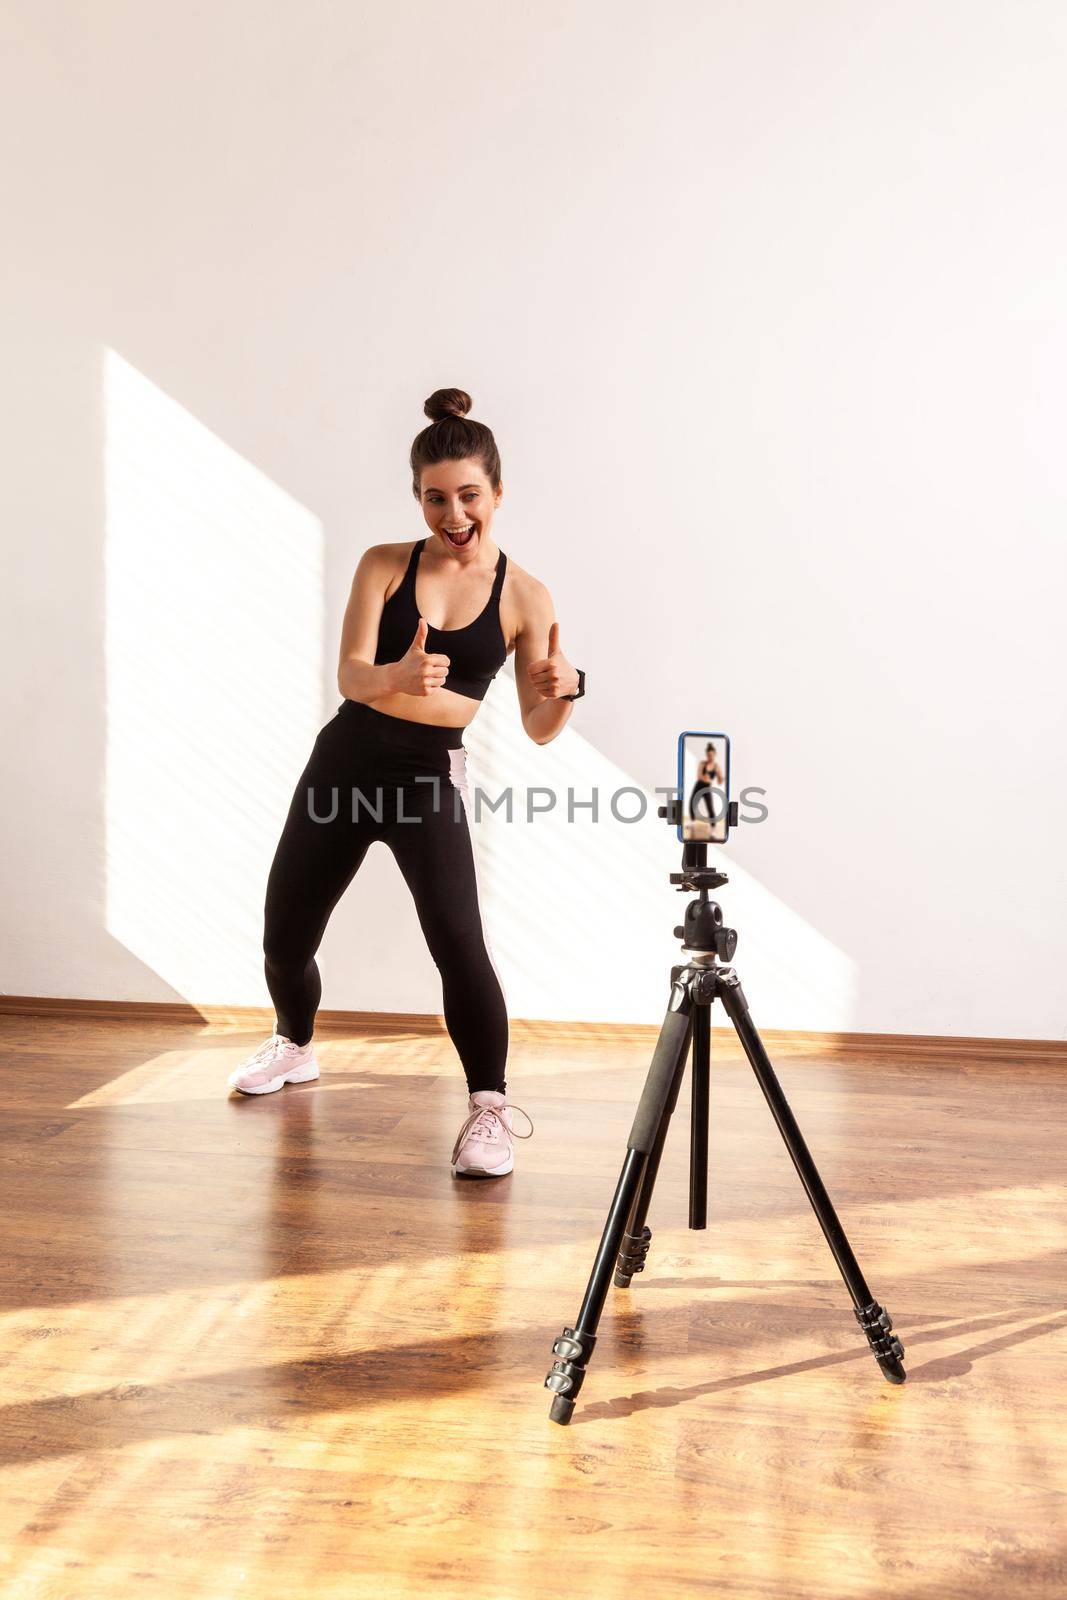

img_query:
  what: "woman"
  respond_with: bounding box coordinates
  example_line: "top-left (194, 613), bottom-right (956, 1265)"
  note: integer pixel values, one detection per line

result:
top-left (227, 389), bottom-right (585, 1179)
top-left (689, 742), bottom-right (724, 825)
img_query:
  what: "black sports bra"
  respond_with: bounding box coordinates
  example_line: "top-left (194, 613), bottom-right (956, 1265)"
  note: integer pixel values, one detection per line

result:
top-left (374, 537), bottom-right (508, 702)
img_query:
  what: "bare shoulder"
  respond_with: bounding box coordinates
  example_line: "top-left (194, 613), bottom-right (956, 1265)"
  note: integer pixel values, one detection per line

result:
top-left (501, 556), bottom-right (553, 656)
top-left (503, 557), bottom-right (552, 623)
top-left (358, 538), bottom-right (417, 572)
top-left (352, 539), bottom-right (417, 597)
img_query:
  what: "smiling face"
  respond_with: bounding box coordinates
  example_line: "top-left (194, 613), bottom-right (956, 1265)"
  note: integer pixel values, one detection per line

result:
top-left (418, 458), bottom-right (503, 561)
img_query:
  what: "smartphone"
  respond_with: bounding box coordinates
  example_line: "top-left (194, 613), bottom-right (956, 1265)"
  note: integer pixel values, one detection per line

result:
top-left (677, 731), bottom-right (731, 843)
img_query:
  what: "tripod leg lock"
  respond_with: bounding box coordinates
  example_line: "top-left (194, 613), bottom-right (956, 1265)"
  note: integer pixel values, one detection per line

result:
top-left (545, 1326), bottom-right (597, 1422)
top-left (614, 1225), bottom-right (653, 1286)
top-left (855, 1300), bottom-right (907, 1382)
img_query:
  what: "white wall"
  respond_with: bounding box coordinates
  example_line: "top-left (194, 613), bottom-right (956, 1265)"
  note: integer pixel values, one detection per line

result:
top-left (2, 1), bottom-right (1064, 1039)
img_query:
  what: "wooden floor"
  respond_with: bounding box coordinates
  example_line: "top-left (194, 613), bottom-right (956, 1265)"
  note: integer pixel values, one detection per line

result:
top-left (1, 1013), bottom-right (1065, 1599)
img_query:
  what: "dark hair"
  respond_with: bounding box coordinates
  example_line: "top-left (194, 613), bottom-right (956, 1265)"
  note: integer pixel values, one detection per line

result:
top-left (410, 387), bottom-right (502, 500)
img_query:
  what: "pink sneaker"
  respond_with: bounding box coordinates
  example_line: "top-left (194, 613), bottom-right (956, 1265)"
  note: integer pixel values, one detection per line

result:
top-left (451, 1089), bottom-right (534, 1178)
top-left (227, 1033), bottom-right (319, 1095)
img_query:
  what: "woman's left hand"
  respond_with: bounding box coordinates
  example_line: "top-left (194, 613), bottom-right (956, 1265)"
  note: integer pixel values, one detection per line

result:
top-left (527, 621), bottom-right (580, 700)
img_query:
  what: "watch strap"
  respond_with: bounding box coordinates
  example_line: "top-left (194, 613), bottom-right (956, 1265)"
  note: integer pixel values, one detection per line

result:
top-left (563, 667), bottom-right (585, 702)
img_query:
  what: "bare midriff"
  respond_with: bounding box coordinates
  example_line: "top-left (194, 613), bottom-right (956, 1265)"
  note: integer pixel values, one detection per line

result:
top-left (350, 686), bottom-right (482, 730)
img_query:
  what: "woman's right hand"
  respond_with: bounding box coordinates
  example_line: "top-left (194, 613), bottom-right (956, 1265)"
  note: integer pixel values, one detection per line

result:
top-left (392, 617), bottom-right (451, 696)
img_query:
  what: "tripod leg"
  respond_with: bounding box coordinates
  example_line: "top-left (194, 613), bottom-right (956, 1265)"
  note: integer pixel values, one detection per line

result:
top-left (616, 986), bottom-right (710, 1283)
top-left (689, 999), bottom-right (710, 1229)
top-left (614, 1036), bottom-right (692, 1287)
top-left (545, 972), bottom-right (695, 1423)
top-left (717, 973), bottom-right (907, 1387)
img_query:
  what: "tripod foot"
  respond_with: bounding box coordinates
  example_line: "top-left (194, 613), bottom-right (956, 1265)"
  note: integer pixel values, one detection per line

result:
top-left (855, 1300), bottom-right (907, 1384)
top-left (545, 1326), bottom-right (596, 1422)
top-left (548, 1393), bottom-right (575, 1425)
top-left (614, 1225), bottom-right (652, 1288)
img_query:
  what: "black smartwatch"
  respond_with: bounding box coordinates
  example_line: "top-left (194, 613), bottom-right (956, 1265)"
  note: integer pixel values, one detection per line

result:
top-left (563, 668), bottom-right (585, 702)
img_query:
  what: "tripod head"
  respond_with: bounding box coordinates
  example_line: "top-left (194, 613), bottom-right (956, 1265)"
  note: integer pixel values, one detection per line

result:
top-left (658, 797), bottom-right (738, 961)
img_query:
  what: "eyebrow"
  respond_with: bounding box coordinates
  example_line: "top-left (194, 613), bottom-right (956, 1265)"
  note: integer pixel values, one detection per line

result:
top-left (423, 484), bottom-right (481, 494)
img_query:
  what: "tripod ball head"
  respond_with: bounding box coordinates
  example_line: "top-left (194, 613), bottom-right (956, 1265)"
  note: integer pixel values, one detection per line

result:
top-left (675, 897), bottom-right (738, 960)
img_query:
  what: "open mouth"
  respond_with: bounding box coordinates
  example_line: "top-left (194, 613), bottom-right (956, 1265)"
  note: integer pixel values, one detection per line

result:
top-left (443, 524), bottom-right (476, 549)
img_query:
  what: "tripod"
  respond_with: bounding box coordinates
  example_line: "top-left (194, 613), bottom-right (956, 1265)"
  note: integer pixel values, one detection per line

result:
top-left (543, 808), bottom-right (906, 1424)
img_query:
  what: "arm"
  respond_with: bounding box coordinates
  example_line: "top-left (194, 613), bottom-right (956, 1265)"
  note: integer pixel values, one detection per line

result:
top-left (337, 545), bottom-right (452, 702)
top-left (336, 546), bottom-right (403, 703)
top-left (514, 578), bottom-right (581, 745)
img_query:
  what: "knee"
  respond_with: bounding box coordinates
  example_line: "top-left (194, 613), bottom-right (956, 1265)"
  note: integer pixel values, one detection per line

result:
top-left (263, 925), bottom-right (313, 975)
top-left (428, 926), bottom-right (494, 985)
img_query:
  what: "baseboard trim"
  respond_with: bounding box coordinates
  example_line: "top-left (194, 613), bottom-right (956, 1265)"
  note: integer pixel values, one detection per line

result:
top-left (0, 993), bottom-right (1063, 1061)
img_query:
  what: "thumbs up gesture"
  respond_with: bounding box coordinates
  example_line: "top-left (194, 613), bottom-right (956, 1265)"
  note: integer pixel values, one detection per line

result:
top-left (394, 617), bottom-right (451, 697)
top-left (527, 620), bottom-right (580, 699)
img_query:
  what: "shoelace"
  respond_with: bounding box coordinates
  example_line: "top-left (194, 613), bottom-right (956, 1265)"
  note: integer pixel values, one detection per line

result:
top-left (451, 1099), bottom-right (534, 1165)
top-left (248, 1032), bottom-right (299, 1065)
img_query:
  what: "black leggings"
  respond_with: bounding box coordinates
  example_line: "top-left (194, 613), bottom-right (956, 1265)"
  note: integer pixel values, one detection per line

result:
top-left (262, 698), bottom-right (508, 1093)
top-left (689, 779), bottom-right (715, 820)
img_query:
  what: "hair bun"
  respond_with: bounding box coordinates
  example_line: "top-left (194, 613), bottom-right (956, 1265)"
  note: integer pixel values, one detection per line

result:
top-left (424, 387), bottom-right (472, 424)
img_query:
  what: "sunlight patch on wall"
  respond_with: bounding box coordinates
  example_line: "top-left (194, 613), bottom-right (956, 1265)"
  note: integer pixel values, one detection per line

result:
top-left (463, 669), bottom-right (856, 1029)
top-left (103, 349), bottom-right (322, 1003)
